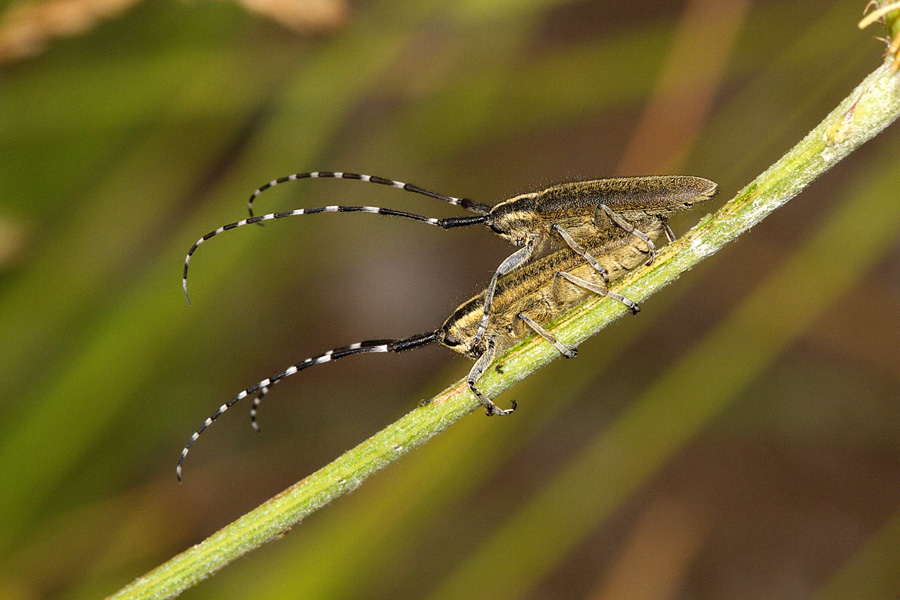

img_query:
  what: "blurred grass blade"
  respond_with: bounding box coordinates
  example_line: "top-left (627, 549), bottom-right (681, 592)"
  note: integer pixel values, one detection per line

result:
top-left (815, 508), bottom-right (900, 600)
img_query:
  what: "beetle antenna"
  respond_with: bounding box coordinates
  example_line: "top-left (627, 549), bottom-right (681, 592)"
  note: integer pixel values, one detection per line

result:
top-left (182, 208), bottom-right (487, 304)
top-left (176, 331), bottom-right (439, 481)
top-left (247, 171), bottom-right (492, 218)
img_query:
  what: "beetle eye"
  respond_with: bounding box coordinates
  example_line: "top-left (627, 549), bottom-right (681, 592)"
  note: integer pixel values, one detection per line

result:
top-left (443, 335), bottom-right (459, 347)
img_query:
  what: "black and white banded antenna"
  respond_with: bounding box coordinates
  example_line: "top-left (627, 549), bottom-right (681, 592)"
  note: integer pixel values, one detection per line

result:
top-left (246, 170), bottom-right (491, 218)
top-left (183, 172), bottom-right (492, 304)
top-left (176, 331), bottom-right (439, 482)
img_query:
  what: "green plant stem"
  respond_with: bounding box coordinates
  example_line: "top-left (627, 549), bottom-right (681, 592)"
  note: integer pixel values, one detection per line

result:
top-left (109, 59), bottom-right (900, 600)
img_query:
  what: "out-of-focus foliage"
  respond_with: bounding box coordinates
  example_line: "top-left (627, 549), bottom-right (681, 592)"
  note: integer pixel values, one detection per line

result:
top-left (858, 1), bottom-right (900, 71)
top-left (1, 1), bottom-right (898, 599)
top-left (0, 0), bottom-right (346, 62)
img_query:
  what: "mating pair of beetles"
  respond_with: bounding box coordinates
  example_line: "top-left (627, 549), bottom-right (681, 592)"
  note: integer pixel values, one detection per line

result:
top-left (177, 171), bottom-right (718, 480)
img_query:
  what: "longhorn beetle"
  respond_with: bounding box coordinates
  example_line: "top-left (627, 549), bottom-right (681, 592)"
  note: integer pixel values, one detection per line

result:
top-left (182, 174), bottom-right (718, 341)
top-left (177, 210), bottom-right (710, 481)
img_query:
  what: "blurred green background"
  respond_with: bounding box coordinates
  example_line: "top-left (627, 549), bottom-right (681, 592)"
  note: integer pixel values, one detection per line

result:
top-left (2, 0), bottom-right (900, 598)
